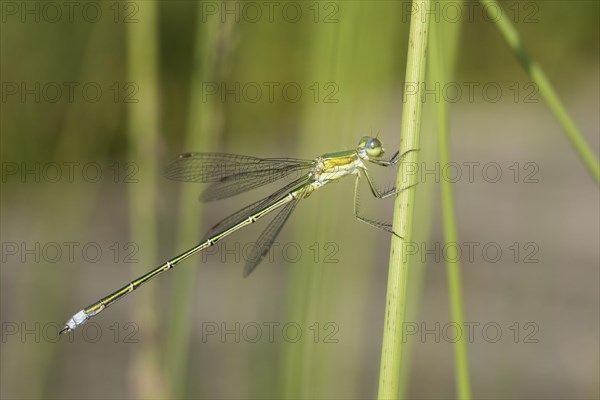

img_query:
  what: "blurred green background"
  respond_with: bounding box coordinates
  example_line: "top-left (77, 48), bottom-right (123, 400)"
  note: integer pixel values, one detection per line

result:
top-left (1, 1), bottom-right (598, 399)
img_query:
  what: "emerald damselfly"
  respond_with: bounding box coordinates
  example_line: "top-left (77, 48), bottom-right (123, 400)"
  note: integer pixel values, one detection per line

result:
top-left (59, 136), bottom-right (414, 334)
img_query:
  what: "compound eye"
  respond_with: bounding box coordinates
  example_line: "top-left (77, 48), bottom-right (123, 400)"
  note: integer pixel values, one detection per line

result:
top-left (365, 138), bottom-right (384, 157)
top-left (367, 138), bottom-right (381, 149)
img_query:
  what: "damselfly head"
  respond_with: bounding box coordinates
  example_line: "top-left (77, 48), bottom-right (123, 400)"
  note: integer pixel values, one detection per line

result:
top-left (358, 136), bottom-right (385, 158)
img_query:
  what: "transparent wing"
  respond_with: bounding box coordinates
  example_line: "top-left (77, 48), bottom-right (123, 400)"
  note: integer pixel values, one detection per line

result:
top-left (166, 153), bottom-right (306, 182)
top-left (165, 152), bottom-right (313, 201)
top-left (201, 175), bottom-right (308, 242)
top-left (165, 153), bottom-right (311, 183)
top-left (200, 163), bottom-right (312, 201)
top-left (243, 185), bottom-right (307, 277)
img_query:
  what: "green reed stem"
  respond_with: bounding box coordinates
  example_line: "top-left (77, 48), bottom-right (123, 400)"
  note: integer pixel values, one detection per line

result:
top-left (126, 2), bottom-right (165, 397)
top-left (430, 19), bottom-right (472, 400)
top-left (378, 1), bottom-right (431, 398)
top-left (480, 0), bottom-right (599, 185)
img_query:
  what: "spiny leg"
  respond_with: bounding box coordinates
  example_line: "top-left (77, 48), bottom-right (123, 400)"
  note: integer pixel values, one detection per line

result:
top-left (353, 174), bottom-right (401, 238)
top-left (363, 149), bottom-right (419, 199)
top-left (368, 148), bottom-right (419, 167)
top-left (362, 168), bottom-right (419, 200)
top-left (353, 164), bottom-right (420, 238)
top-left (364, 148), bottom-right (420, 198)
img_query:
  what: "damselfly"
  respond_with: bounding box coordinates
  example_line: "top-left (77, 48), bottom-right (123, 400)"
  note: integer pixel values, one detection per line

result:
top-left (59, 136), bottom-right (415, 334)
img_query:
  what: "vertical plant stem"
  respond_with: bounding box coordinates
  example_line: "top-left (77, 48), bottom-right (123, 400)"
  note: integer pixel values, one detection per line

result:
top-left (126, 2), bottom-right (165, 397)
top-left (165, 15), bottom-right (232, 398)
top-left (429, 20), bottom-right (472, 400)
top-left (281, 12), bottom-right (340, 398)
top-left (378, 1), bottom-right (431, 398)
top-left (479, 0), bottom-right (599, 185)
top-left (398, 2), bottom-right (466, 397)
